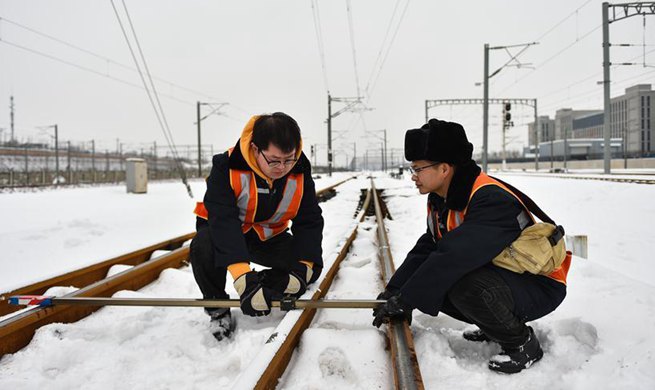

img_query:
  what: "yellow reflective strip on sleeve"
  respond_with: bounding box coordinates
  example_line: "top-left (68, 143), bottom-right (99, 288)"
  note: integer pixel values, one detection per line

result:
top-left (227, 262), bottom-right (251, 280)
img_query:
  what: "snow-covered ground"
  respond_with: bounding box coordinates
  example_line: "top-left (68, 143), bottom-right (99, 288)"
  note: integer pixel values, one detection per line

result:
top-left (1, 172), bottom-right (654, 389)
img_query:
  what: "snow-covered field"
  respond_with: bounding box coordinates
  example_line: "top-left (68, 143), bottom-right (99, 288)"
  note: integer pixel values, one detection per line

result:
top-left (1, 172), bottom-right (654, 389)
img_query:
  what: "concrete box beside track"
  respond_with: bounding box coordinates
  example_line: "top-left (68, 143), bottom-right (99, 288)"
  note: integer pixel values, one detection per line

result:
top-left (126, 158), bottom-right (147, 194)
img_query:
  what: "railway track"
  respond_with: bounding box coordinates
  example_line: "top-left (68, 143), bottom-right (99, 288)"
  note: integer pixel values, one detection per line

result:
top-left (498, 171), bottom-right (655, 185)
top-left (1, 175), bottom-right (425, 389)
top-left (0, 177), bottom-right (354, 353)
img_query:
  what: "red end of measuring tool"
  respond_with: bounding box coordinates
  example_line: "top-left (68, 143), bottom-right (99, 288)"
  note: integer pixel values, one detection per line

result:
top-left (7, 295), bottom-right (55, 307)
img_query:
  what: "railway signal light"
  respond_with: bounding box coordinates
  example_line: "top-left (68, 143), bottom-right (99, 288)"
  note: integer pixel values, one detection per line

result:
top-left (502, 102), bottom-right (513, 129)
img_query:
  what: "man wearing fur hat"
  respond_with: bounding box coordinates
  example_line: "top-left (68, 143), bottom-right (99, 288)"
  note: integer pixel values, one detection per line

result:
top-left (372, 119), bottom-right (570, 374)
top-left (191, 112), bottom-right (323, 341)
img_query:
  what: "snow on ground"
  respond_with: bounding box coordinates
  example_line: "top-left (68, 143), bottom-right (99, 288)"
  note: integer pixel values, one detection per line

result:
top-left (384, 172), bottom-right (655, 389)
top-left (1, 171), bottom-right (655, 389)
top-left (0, 173), bottom-right (352, 292)
top-left (279, 218), bottom-right (389, 390)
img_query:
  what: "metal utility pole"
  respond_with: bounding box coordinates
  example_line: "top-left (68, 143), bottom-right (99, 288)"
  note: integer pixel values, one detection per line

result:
top-left (10, 96), bottom-right (15, 142)
top-left (47, 124), bottom-right (60, 184)
top-left (563, 125), bottom-right (569, 169)
top-left (67, 141), bottom-right (72, 184)
top-left (534, 99), bottom-right (539, 171)
top-left (197, 101), bottom-right (201, 177)
top-left (601, 2), bottom-right (655, 174)
top-left (91, 140), bottom-right (96, 183)
top-left (383, 130), bottom-right (387, 172)
top-left (328, 94), bottom-right (332, 176)
top-left (483, 44), bottom-right (489, 172)
top-left (326, 94), bottom-right (369, 176)
top-left (482, 41), bottom-right (537, 172)
top-left (366, 129), bottom-right (387, 172)
top-left (196, 101), bottom-right (228, 177)
top-left (153, 141), bottom-right (158, 178)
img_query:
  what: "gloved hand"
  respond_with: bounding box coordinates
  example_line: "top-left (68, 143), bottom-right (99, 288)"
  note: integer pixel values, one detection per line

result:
top-left (372, 293), bottom-right (413, 328)
top-left (258, 262), bottom-right (313, 298)
top-left (233, 271), bottom-right (279, 316)
top-left (372, 289), bottom-right (397, 320)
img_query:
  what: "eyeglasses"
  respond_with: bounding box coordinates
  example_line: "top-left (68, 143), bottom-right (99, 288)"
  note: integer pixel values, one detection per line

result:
top-left (259, 150), bottom-right (297, 168)
top-left (408, 162), bottom-right (441, 175)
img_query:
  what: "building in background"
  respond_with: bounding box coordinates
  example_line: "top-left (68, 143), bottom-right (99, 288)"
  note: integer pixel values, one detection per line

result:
top-left (526, 83), bottom-right (653, 159)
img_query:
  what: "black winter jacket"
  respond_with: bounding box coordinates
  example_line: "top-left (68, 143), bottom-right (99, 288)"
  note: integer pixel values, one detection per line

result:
top-left (387, 161), bottom-right (563, 315)
top-left (199, 140), bottom-right (324, 270)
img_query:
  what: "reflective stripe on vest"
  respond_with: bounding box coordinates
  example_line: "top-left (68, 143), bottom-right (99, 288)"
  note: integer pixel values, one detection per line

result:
top-left (194, 202), bottom-right (208, 220)
top-left (250, 174), bottom-right (304, 240)
top-left (426, 172), bottom-right (569, 285)
top-left (193, 170), bottom-right (304, 240)
top-left (229, 170), bottom-right (258, 232)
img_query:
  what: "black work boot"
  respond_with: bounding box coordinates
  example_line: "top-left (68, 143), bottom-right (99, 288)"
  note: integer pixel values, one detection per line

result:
top-left (208, 308), bottom-right (234, 341)
top-left (488, 327), bottom-right (543, 374)
top-left (463, 328), bottom-right (492, 343)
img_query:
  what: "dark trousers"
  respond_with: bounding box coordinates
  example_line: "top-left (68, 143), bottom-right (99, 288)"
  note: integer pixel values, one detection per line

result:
top-left (441, 265), bottom-right (566, 347)
top-left (190, 226), bottom-right (294, 313)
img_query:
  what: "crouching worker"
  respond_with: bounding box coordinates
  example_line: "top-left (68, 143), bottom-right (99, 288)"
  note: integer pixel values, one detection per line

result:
top-left (191, 112), bottom-right (323, 341)
top-left (372, 119), bottom-right (571, 374)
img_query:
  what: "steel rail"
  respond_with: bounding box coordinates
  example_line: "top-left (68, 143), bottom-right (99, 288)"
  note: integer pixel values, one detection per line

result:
top-left (252, 187), bottom-right (373, 390)
top-left (499, 171), bottom-right (655, 185)
top-left (0, 181), bottom-right (351, 318)
top-left (371, 178), bottom-right (425, 390)
top-left (0, 232), bottom-right (194, 317)
top-left (0, 179), bottom-right (354, 357)
top-left (0, 246), bottom-right (189, 357)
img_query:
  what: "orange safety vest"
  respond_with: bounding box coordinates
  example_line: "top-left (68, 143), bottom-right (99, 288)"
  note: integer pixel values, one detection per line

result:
top-left (194, 169), bottom-right (304, 241)
top-left (427, 172), bottom-right (571, 285)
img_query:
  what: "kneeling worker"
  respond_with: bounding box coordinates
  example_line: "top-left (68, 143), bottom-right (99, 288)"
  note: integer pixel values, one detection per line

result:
top-left (191, 112), bottom-right (323, 340)
top-left (372, 119), bottom-right (570, 373)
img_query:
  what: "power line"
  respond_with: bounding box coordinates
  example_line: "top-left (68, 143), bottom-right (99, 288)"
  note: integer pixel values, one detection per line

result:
top-left (539, 67), bottom-right (655, 112)
top-left (363, 0), bottom-right (401, 98)
top-left (0, 15), bottom-right (224, 103)
top-left (495, 24), bottom-right (602, 95)
top-left (491, 0), bottom-right (597, 92)
top-left (310, 0), bottom-right (330, 93)
top-left (534, 0), bottom-right (595, 42)
top-left (0, 15), bottom-right (253, 117)
top-left (0, 37), bottom-right (191, 105)
top-left (110, 0), bottom-right (192, 197)
top-left (537, 46), bottom-right (655, 103)
top-left (366, 0), bottom-right (410, 99)
top-left (345, 0), bottom-right (361, 97)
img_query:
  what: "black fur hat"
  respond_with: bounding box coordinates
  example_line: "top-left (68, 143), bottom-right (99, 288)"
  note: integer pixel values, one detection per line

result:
top-left (404, 119), bottom-right (473, 164)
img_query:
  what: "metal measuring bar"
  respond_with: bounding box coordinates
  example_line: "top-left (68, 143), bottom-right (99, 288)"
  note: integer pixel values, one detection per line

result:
top-left (6, 295), bottom-right (385, 311)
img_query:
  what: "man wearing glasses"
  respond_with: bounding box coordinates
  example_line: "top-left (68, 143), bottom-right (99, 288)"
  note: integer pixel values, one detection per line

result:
top-left (372, 119), bottom-right (569, 374)
top-left (191, 112), bottom-right (323, 341)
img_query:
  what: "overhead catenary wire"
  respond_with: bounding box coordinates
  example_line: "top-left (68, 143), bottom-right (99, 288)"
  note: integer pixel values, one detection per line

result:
top-left (310, 0), bottom-right (330, 94)
top-left (539, 66), bottom-right (655, 112)
top-left (0, 16), bottom-right (235, 107)
top-left (0, 15), bottom-right (252, 123)
top-left (0, 37), bottom-right (191, 106)
top-left (345, 0), bottom-right (362, 98)
top-left (494, 24), bottom-right (602, 94)
top-left (363, 0), bottom-right (401, 98)
top-left (365, 0), bottom-right (410, 100)
top-left (110, 0), bottom-right (193, 197)
top-left (537, 46), bottom-right (655, 103)
top-left (489, 0), bottom-right (599, 93)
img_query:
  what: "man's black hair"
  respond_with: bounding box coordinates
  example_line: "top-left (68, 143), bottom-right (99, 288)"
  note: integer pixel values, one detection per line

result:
top-left (252, 112), bottom-right (301, 154)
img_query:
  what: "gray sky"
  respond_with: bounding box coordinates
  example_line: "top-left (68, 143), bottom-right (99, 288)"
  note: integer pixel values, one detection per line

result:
top-left (0, 0), bottom-right (653, 164)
